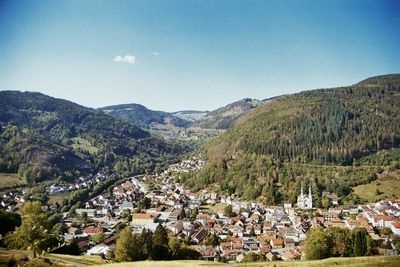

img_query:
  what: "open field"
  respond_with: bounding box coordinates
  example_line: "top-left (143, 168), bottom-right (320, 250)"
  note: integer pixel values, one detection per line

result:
top-left (0, 172), bottom-right (27, 189)
top-left (97, 256), bottom-right (400, 267)
top-left (71, 137), bottom-right (99, 154)
top-left (1, 250), bottom-right (399, 267)
top-left (47, 192), bottom-right (71, 205)
top-left (352, 175), bottom-right (400, 202)
top-left (200, 203), bottom-right (227, 212)
top-left (44, 253), bottom-right (109, 266)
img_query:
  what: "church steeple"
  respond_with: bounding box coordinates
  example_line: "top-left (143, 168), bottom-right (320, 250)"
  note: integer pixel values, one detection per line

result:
top-left (309, 186), bottom-right (313, 208)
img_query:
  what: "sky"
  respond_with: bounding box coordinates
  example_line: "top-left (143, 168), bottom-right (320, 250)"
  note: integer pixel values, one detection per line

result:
top-left (0, 0), bottom-right (399, 112)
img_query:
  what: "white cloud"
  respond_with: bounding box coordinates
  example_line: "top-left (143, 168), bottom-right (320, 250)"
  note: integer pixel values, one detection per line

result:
top-left (152, 51), bottom-right (160, 56)
top-left (114, 54), bottom-right (136, 64)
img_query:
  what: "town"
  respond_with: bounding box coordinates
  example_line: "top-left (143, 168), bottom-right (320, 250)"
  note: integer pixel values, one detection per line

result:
top-left (1, 155), bottom-right (399, 263)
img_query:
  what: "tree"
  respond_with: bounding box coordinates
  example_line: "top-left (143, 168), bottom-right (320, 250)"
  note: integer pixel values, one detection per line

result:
top-left (114, 227), bottom-right (134, 262)
top-left (305, 227), bottom-right (329, 260)
top-left (139, 228), bottom-right (153, 259)
top-left (179, 208), bottom-right (186, 219)
top-left (80, 211), bottom-right (89, 225)
top-left (152, 224), bottom-right (170, 260)
top-left (242, 252), bottom-right (259, 262)
top-left (352, 227), bottom-right (367, 256)
top-left (5, 201), bottom-right (52, 258)
top-left (223, 205), bottom-right (233, 217)
top-left (190, 207), bottom-right (198, 222)
top-left (326, 227), bottom-right (352, 257)
top-left (321, 197), bottom-right (330, 209)
top-left (205, 233), bottom-right (220, 247)
top-left (91, 232), bottom-right (105, 244)
top-left (0, 209), bottom-right (21, 236)
top-left (250, 225), bottom-right (256, 236)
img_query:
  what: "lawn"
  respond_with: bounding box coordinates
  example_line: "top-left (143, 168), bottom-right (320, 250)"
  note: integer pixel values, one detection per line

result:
top-left (352, 175), bottom-right (400, 202)
top-left (47, 192), bottom-right (71, 205)
top-left (0, 172), bottom-right (27, 189)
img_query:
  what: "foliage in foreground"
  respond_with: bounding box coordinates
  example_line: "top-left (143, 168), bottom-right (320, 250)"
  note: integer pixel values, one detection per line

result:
top-left (305, 227), bottom-right (375, 260)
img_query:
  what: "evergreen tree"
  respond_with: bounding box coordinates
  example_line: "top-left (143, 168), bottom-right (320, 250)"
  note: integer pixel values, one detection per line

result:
top-left (352, 227), bottom-right (367, 256)
top-left (179, 208), bottom-right (186, 219)
top-left (152, 224), bottom-right (170, 260)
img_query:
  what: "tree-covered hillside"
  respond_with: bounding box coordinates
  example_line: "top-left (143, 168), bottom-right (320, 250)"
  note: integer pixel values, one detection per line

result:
top-left (192, 98), bottom-right (263, 129)
top-left (0, 91), bottom-right (185, 183)
top-left (208, 75), bottom-right (400, 165)
top-left (99, 103), bottom-right (190, 129)
top-left (183, 74), bottom-right (400, 204)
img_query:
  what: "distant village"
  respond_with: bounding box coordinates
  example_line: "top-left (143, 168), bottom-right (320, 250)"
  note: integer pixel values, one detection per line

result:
top-left (1, 156), bottom-right (400, 262)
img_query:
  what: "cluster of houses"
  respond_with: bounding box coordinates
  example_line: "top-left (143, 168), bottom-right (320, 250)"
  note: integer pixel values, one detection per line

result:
top-left (2, 155), bottom-right (400, 262)
top-left (0, 171), bottom-right (112, 212)
top-left (50, 172), bottom-right (112, 194)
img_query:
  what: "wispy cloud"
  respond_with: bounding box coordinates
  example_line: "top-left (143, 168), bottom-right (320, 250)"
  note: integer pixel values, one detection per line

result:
top-left (152, 51), bottom-right (160, 56)
top-left (114, 54), bottom-right (136, 64)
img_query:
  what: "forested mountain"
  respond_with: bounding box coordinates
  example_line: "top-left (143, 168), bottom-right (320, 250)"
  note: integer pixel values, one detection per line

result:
top-left (192, 98), bottom-right (263, 129)
top-left (183, 74), bottom-right (400, 205)
top-left (98, 103), bottom-right (190, 129)
top-left (0, 91), bottom-right (184, 183)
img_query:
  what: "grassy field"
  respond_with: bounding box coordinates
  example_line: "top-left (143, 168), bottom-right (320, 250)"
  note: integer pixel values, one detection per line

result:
top-left (200, 203), bottom-right (227, 213)
top-left (47, 192), bottom-right (71, 205)
top-left (97, 256), bottom-right (400, 267)
top-left (71, 137), bottom-right (99, 154)
top-left (0, 172), bottom-right (27, 189)
top-left (44, 253), bottom-right (109, 265)
top-left (1, 250), bottom-right (399, 267)
top-left (352, 175), bottom-right (400, 202)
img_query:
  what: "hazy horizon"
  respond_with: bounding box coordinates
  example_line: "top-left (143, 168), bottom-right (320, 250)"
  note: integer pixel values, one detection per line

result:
top-left (1, 0), bottom-right (399, 112)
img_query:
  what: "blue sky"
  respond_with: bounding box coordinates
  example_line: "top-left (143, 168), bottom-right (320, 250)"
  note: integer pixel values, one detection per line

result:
top-left (1, 0), bottom-right (399, 111)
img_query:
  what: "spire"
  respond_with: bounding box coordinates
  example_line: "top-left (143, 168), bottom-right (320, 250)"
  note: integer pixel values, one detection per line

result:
top-left (300, 186), bottom-right (304, 198)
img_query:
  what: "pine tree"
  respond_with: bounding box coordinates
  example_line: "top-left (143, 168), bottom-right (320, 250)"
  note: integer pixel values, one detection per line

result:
top-left (352, 227), bottom-right (367, 256)
top-left (152, 224), bottom-right (170, 260)
top-left (179, 208), bottom-right (186, 219)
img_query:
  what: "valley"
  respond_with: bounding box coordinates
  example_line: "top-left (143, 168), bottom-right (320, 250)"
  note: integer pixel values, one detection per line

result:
top-left (1, 75), bottom-right (400, 266)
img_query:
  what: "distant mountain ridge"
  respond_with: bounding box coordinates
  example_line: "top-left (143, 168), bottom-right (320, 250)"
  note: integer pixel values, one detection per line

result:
top-left (99, 98), bottom-right (264, 132)
top-left (191, 98), bottom-right (264, 129)
top-left (98, 103), bottom-right (190, 128)
top-left (0, 91), bottom-right (184, 183)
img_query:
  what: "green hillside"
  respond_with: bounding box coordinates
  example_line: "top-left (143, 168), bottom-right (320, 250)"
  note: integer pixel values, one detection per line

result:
top-left (0, 91), bottom-right (185, 183)
top-left (183, 74), bottom-right (400, 204)
top-left (99, 103), bottom-right (190, 129)
top-left (192, 98), bottom-right (263, 129)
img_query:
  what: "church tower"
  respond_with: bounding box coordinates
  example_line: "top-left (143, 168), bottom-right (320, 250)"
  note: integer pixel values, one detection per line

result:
top-left (308, 186), bottom-right (313, 208)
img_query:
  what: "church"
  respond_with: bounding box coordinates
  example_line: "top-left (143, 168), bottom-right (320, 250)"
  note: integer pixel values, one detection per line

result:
top-left (297, 186), bottom-right (313, 209)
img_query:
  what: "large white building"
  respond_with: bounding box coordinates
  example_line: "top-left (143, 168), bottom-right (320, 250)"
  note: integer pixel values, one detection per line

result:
top-left (297, 186), bottom-right (313, 209)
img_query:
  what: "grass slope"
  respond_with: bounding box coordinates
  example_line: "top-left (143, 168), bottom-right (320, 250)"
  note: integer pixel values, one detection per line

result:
top-left (352, 173), bottom-right (400, 202)
top-left (0, 172), bottom-right (26, 189)
top-left (97, 256), bottom-right (400, 267)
